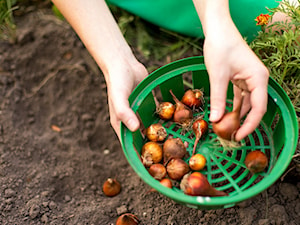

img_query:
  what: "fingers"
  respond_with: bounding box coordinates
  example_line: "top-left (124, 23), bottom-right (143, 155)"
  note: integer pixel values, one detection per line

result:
top-left (233, 85), bottom-right (251, 118)
top-left (235, 87), bottom-right (268, 141)
top-left (208, 73), bottom-right (230, 122)
top-left (120, 108), bottom-right (140, 132)
top-left (108, 97), bottom-right (140, 140)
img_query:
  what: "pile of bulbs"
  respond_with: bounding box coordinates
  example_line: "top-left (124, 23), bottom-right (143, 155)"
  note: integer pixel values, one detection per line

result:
top-left (140, 89), bottom-right (268, 197)
top-left (102, 88), bottom-right (269, 224)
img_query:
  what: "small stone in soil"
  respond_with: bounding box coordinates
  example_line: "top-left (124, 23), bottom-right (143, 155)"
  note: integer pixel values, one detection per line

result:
top-left (49, 201), bottom-right (57, 210)
top-left (103, 149), bottom-right (110, 155)
top-left (269, 204), bottom-right (288, 224)
top-left (64, 195), bottom-right (71, 202)
top-left (29, 204), bottom-right (40, 219)
top-left (4, 189), bottom-right (16, 198)
top-left (41, 214), bottom-right (48, 223)
top-left (279, 182), bottom-right (298, 200)
top-left (258, 219), bottom-right (269, 225)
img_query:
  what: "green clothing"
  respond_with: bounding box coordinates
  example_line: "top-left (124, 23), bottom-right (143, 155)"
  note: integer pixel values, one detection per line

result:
top-left (106, 0), bottom-right (280, 42)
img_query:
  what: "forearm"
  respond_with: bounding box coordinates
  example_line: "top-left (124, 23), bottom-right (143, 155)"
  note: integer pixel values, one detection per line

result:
top-left (51, 0), bottom-right (135, 78)
top-left (192, 0), bottom-right (240, 39)
top-left (193, 0), bottom-right (269, 141)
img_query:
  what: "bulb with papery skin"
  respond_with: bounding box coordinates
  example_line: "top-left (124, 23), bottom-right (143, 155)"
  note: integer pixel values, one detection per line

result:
top-left (181, 89), bottom-right (204, 108)
top-left (141, 141), bottom-right (163, 167)
top-left (157, 102), bottom-right (175, 120)
top-left (148, 163), bottom-right (167, 180)
top-left (244, 150), bottom-right (268, 173)
top-left (212, 94), bottom-right (244, 141)
top-left (166, 158), bottom-right (190, 180)
top-left (102, 178), bottom-right (121, 197)
top-left (163, 137), bottom-right (187, 165)
top-left (192, 118), bottom-right (208, 155)
top-left (145, 123), bottom-right (167, 142)
top-left (180, 172), bottom-right (228, 197)
top-left (159, 178), bottom-right (173, 189)
top-left (116, 213), bottom-right (140, 225)
top-left (169, 90), bottom-right (193, 126)
top-left (189, 154), bottom-right (206, 171)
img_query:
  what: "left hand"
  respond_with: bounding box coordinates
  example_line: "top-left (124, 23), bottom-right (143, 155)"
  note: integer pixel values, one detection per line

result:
top-left (105, 59), bottom-right (148, 139)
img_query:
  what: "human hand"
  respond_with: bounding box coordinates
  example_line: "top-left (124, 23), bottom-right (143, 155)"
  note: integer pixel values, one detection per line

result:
top-left (105, 60), bottom-right (148, 140)
top-left (203, 28), bottom-right (269, 141)
top-left (192, 0), bottom-right (269, 141)
top-left (51, 0), bottom-right (149, 140)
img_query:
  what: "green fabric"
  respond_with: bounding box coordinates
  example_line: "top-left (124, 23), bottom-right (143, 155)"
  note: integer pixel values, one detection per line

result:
top-left (107, 0), bottom-right (281, 42)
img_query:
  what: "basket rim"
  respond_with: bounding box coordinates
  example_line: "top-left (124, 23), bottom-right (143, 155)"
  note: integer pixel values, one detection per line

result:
top-left (120, 56), bottom-right (299, 208)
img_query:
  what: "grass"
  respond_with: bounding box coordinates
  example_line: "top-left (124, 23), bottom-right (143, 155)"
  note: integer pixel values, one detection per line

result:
top-left (0, 0), bottom-right (18, 43)
top-left (250, 0), bottom-right (300, 118)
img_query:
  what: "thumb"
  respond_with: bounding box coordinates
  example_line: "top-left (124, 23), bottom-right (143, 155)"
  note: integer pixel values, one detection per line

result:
top-left (113, 96), bottom-right (140, 132)
top-left (209, 76), bottom-right (229, 122)
top-left (120, 107), bottom-right (140, 132)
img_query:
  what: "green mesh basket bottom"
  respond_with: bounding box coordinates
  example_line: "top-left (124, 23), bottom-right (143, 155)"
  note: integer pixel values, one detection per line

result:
top-left (120, 56), bottom-right (298, 209)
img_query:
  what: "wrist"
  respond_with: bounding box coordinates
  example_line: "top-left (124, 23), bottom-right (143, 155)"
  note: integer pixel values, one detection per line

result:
top-left (193, 0), bottom-right (237, 38)
top-left (99, 48), bottom-right (144, 87)
top-left (95, 44), bottom-right (136, 76)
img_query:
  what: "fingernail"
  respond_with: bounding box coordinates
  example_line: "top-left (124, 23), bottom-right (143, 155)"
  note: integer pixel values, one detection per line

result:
top-left (127, 118), bottom-right (139, 131)
top-left (209, 110), bottom-right (219, 122)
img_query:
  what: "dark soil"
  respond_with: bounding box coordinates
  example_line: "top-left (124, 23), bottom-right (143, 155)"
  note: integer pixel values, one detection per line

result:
top-left (1, 6), bottom-right (300, 225)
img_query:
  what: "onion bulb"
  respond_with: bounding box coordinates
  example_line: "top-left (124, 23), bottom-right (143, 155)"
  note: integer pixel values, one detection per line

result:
top-left (148, 163), bottom-right (167, 180)
top-left (244, 150), bottom-right (268, 173)
top-left (181, 89), bottom-right (204, 108)
top-left (156, 102), bottom-right (175, 120)
top-left (148, 178), bottom-right (172, 193)
top-left (163, 137), bottom-right (187, 165)
top-left (192, 118), bottom-right (208, 155)
top-left (166, 158), bottom-right (190, 180)
top-left (102, 178), bottom-right (121, 197)
top-left (180, 172), bottom-right (228, 197)
top-left (212, 94), bottom-right (244, 141)
top-left (189, 154), bottom-right (206, 171)
top-left (145, 123), bottom-right (167, 142)
top-left (116, 213), bottom-right (140, 225)
top-left (169, 90), bottom-right (193, 126)
top-left (159, 178), bottom-right (173, 189)
top-left (141, 141), bottom-right (163, 167)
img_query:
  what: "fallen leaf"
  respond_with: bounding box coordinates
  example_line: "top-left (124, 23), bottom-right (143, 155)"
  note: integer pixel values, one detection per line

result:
top-left (51, 125), bottom-right (61, 132)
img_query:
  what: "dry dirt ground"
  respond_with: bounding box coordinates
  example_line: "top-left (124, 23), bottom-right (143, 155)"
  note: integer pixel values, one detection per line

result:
top-left (0, 6), bottom-right (300, 225)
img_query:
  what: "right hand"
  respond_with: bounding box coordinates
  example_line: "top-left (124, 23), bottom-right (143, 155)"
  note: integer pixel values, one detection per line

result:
top-left (193, 0), bottom-right (269, 141)
top-left (203, 25), bottom-right (269, 141)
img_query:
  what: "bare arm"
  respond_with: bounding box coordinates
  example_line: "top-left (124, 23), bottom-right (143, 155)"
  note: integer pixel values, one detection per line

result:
top-left (52, 0), bottom-right (269, 141)
top-left (52, 0), bottom-right (148, 139)
top-left (193, 0), bottom-right (269, 141)
top-left (52, 0), bottom-right (132, 74)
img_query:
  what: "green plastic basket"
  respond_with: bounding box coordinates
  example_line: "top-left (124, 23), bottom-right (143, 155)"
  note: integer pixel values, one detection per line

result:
top-left (120, 56), bottom-right (298, 209)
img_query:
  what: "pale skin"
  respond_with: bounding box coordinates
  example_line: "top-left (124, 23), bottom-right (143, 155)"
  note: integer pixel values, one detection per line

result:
top-left (51, 0), bottom-right (290, 141)
top-left (193, 0), bottom-right (269, 141)
top-left (52, 0), bottom-right (148, 140)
